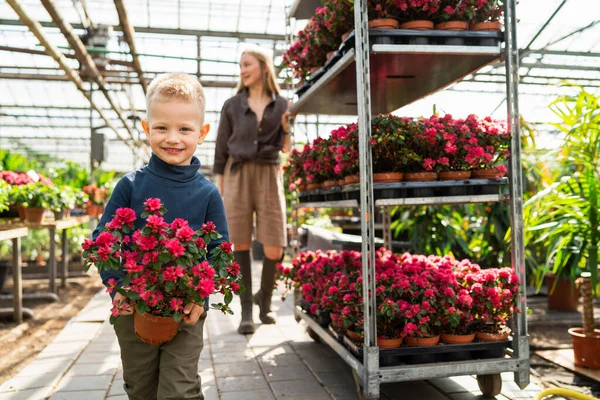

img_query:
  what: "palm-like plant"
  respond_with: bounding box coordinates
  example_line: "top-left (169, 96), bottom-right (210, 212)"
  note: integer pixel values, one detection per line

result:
top-left (526, 85), bottom-right (600, 293)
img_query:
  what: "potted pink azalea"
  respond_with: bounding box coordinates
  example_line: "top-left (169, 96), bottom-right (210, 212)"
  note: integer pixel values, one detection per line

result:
top-left (82, 198), bottom-right (243, 344)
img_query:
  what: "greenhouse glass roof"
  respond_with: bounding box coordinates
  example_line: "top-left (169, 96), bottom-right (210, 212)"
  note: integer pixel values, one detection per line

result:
top-left (0, 0), bottom-right (598, 170)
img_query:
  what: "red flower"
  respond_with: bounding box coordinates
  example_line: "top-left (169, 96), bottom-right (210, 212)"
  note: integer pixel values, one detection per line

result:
top-left (169, 298), bottom-right (184, 312)
top-left (202, 221), bottom-right (216, 234)
top-left (115, 208), bottom-right (136, 225)
top-left (144, 198), bottom-right (162, 213)
top-left (166, 239), bottom-right (185, 258)
top-left (176, 226), bottom-right (195, 242)
top-left (220, 242), bottom-right (233, 254)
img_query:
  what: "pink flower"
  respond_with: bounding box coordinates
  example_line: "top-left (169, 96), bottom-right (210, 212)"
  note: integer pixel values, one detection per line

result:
top-left (105, 278), bottom-right (118, 294)
top-left (196, 278), bottom-right (214, 297)
top-left (309, 304), bottom-right (319, 315)
top-left (176, 226), bottom-right (195, 242)
top-left (115, 208), bottom-right (136, 225)
top-left (133, 232), bottom-right (158, 251)
top-left (195, 237), bottom-right (207, 250)
top-left (96, 232), bottom-right (116, 247)
top-left (146, 215), bottom-right (169, 232)
top-left (144, 198), bottom-right (162, 213)
top-left (165, 266), bottom-right (185, 281)
top-left (82, 238), bottom-right (94, 250)
top-left (202, 221), bottom-right (216, 234)
top-left (169, 298), bottom-right (183, 312)
top-left (166, 239), bottom-right (185, 258)
top-left (220, 242), bottom-right (233, 254)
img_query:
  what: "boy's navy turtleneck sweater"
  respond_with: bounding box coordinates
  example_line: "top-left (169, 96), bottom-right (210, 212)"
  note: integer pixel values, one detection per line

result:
top-left (93, 153), bottom-right (229, 295)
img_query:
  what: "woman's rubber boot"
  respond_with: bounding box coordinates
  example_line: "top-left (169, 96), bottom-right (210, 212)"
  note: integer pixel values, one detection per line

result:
top-left (235, 250), bottom-right (256, 334)
top-left (253, 256), bottom-right (278, 324)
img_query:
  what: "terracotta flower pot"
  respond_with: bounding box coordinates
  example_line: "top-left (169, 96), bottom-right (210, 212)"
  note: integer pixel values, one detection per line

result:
top-left (546, 274), bottom-right (580, 312)
top-left (337, 180), bottom-right (346, 186)
top-left (471, 168), bottom-right (505, 179)
top-left (441, 332), bottom-right (476, 344)
top-left (307, 183), bottom-right (322, 191)
top-left (309, 66), bottom-right (321, 74)
top-left (439, 171), bottom-right (472, 181)
top-left (377, 337), bottom-right (403, 348)
top-left (298, 184), bottom-right (308, 193)
top-left (16, 206), bottom-right (26, 220)
top-left (344, 175), bottom-right (360, 185)
top-left (134, 311), bottom-right (181, 345)
top-left (404, 171), bottom-right (438, 182)
top-left (326, 51), bottom-right (336, 61)
top-left (373, 172), bottom-right (404, 183)
top-left (405, 335), bottom-right (440, 347)
top-left (399, 20), bottom-right (434, 30)
top-left (476, 328), bottom-right (511, 342)
top-left (346, 329), bottom-right (364, 341)
top-left (323, 180), bottom-right (339, 188)
top-left (568, 328), bottom-right (600, 369)
top-left (24, 207), bottom-right (46, 224)
top-left (435, 21), bottom-right (469, 30)
top-left (471, 21), bottom-right (502, 31)
top-left (342, 31), bottom-right (352, 41)
top-left (368, 18), bottom-right (399, 29)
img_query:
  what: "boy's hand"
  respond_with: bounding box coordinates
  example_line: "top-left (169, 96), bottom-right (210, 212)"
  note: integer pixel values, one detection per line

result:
top-left (114, 292), bottom-right (133, 315)
top-left (182, 303), bottom-right (205, 325)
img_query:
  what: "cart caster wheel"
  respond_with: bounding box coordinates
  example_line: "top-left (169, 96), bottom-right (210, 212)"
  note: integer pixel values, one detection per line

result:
top-left (306, 327), bottom-right (321, 343)
top-left (477, 374), bottom-right (502, 398)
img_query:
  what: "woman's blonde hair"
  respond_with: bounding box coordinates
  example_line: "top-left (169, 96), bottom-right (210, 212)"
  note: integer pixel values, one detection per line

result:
top-left (236, 48), bottom-right (280, 95)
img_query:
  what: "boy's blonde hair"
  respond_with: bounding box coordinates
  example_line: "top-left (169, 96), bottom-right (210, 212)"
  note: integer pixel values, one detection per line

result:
top-left (236, 48), bottom-right (280, 95)
top-left (146, 73), bottom-right (206, 123)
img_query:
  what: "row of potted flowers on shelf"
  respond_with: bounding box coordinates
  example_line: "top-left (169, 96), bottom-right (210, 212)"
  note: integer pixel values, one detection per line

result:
top-left (277, 249), bottom-right (520, 348)
top-left (284, 0), bottom-right (503, 81)
top-left (284, 113), bottom-right (510, 192)
top-left (0, 175), bottom-right (109, 222)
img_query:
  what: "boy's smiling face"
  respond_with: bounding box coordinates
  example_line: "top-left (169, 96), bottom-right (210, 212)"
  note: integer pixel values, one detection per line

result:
top-left (142, 97), bottom-right (210, 166)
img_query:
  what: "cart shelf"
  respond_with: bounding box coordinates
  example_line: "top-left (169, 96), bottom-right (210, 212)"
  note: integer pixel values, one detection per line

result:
top-left (288, 0), bottom-right (321, 20)
top-left (295, 178), bottom-right (509, 208)
top-left (291, 43), bottom-right (502, 116)
top-left (295, 304), bottom-right (523, 383)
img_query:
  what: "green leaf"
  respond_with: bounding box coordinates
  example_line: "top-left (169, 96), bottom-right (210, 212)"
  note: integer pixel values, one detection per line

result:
top-left (224, 291), bottom-right (233, 305)
top-left (159, 253), bottom-right (171, 263)
top-left (219, 268), bottom-right (228, 278)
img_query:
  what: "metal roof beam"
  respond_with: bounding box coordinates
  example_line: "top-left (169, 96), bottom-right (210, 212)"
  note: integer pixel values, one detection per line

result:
top-left (40, 0), bottom-right (141, 148)
top-left (0, 18), bottom-right (286, 41)
top-left (0, 45), bottom-right (133, 67)
top-left (113, 0), bottom-right (147, 94)
top-left (5, 0), bottom-right (136, 152)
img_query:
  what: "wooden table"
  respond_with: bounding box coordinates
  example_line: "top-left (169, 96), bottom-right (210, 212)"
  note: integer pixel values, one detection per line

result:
top-left (23, 215), bottom-right (91, 293)
top-left (0, 226), bottom-right (29, 323)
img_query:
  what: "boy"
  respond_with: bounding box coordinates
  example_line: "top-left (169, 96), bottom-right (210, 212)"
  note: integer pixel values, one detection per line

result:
top-left (93, 73), bottom-right (227, 400)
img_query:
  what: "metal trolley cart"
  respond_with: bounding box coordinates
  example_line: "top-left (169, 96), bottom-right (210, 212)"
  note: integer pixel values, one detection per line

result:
top-left (286, 0), bottom-right (529, 398)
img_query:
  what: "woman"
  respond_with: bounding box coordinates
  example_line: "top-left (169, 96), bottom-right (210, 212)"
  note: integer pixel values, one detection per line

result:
top-left (213, 48), bottom-right (292, 334)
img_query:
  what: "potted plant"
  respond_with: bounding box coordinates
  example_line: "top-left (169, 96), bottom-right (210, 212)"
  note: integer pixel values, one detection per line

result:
top-left (83, 184), bottom-right (109, 218)
top-left (371, 114), bottom-right (414, 182)
top-left (526, 87), bottom-right (599, 311)
top-left (568, 272), bottom-right (600, 369)
top-left (396, 0), bottom-right (441, 30)
top-left (403, 118), bottom-right (441, 181)
top-left (22, 183), bottom-right (52, 224)
top-left (82, 198), bottom-right (243, 344)
top-left (367, 0), bottom-right (400, 29)
top-left (438, 271), bottom-right (476, 343)
top-left (284, 146), bottom-right (309, 193)
top-left (468, 267), bottom-right (520, 341)
top-left (435, 0), bottom-right (475, 30)
top-left (323, 0), bottom-right (354, 39)
top-left (332, 124), bottom-right (360, 184)
top-left (0, 180), bottom-right (9, 214)
top-left (471, 0), bottom-right (503, 31)
top-left (49, 186), bottom-right (77, 220)
top-left (466, 115), bottom-right (510, 178)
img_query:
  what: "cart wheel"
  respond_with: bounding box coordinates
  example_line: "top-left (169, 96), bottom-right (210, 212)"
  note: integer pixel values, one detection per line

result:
top-left (477, 374), bottom-right (502, 398)
top-left (306, 326), bottom-right (321, 343)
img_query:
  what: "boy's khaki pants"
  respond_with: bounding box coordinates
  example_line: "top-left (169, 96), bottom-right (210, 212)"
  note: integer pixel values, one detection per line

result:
top-left (113, 313), bottom-right (207, 400)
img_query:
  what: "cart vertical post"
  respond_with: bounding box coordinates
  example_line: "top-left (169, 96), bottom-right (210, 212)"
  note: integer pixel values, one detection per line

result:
top-left (354, 0), bottom-right (379, 398)
top-left (504, 0), bottom-right (530, 389)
